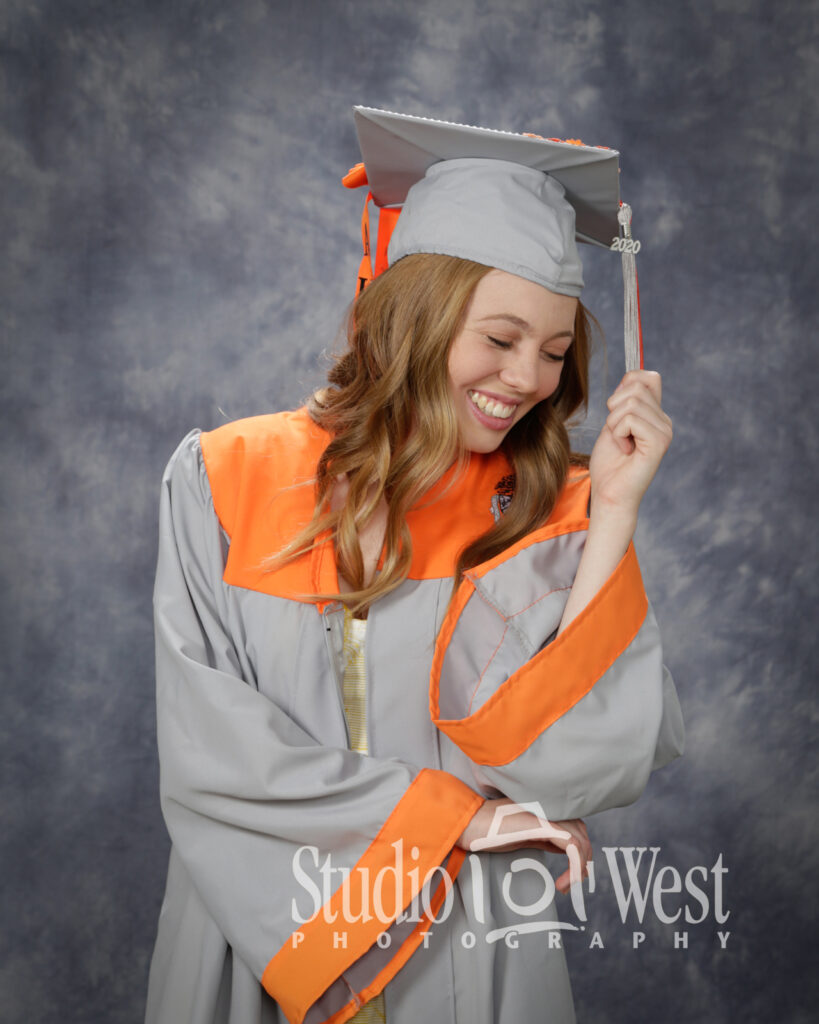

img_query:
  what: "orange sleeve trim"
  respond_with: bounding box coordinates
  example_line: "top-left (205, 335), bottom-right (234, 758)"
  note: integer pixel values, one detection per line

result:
top-left (261, 770), bottom-right (481, 1024)
top-left (322, 848), bottom-right (468, 1024)
top-left (431, 542), bottom-right (648, 767)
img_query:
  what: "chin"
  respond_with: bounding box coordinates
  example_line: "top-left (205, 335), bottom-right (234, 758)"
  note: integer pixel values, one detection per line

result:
top-left (461, 429), bottom-right (509, 454)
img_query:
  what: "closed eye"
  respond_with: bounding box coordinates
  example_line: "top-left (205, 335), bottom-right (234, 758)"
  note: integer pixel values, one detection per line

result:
top-left (487, 336), bottom-right (512, 349)
top-left (542, 351), bottom-right (566, 363)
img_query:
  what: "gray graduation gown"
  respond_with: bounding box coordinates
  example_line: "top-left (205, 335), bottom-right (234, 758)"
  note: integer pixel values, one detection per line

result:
top-left (144, 411), bottom-right (684, 1024)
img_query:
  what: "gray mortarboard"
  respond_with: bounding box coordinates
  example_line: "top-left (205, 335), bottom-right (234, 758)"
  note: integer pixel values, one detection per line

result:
top-left (343, 106), bottom-right (644, 370)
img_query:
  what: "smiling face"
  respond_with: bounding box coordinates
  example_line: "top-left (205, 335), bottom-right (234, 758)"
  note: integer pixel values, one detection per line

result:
top-left (446, 269), bottom-right (578, 453)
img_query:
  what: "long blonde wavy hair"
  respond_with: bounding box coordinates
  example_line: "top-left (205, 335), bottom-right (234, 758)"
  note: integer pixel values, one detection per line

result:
top-left (269, 252), bottom-right (593, 614)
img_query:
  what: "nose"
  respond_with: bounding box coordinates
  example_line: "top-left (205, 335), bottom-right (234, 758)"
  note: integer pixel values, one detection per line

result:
top-left (498, 347), bottom-right (541, 395)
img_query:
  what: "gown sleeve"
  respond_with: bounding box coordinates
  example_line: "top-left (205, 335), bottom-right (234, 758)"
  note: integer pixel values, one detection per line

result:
top-left (430, 516), bottom-right (685, 823)
top-left (153, 431), bottom-right (483, 1024)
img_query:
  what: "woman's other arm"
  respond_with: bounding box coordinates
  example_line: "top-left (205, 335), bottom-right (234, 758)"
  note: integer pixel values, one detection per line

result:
top-left (558, 369), bottom-right (672, 634)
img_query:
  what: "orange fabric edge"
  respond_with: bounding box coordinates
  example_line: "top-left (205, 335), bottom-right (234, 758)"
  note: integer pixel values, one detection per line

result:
top-left (428, 469), bottom-right (590, 592)
top-left (199, 427), bottom-right (244, 541)
top-left (261, 770), bottom-right (482, 1024)
top-left (200, 418), bottom-right (589, 598)
top-left (324, 848), bottom-right (468, 1024)
top-left (431, 542), bottom-right (648, 766)
top-left (465, 517), bottom-right (591, 582)
top-left (198, 410), bottom-right (330, 549)
top-left (429, 519), bottom-right (590, 724)
top-left (373, 206), bottom-right (401, 276)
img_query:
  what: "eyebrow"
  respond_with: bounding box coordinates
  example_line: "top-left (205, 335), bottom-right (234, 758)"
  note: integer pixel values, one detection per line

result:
top-left (475, 313), bottom-right (575, 342)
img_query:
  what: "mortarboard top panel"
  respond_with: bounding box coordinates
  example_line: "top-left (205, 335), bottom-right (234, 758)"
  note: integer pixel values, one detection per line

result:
top-left (353, 106), bottom-right (621, 249)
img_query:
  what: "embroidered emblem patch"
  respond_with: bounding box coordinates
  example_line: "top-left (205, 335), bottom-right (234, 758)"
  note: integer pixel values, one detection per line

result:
top-left (490, 474), bottom-right (516, 522)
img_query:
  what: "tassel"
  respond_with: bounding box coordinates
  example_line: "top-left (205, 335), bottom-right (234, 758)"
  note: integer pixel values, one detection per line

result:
top-left (617, 203), bottom-right (644, 372)
top-left (355, 192), bottom-right (375, 297)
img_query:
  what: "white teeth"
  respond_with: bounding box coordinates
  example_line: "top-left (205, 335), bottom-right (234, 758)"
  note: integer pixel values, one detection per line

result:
top-left (468, 391), bottom-right (515, 419)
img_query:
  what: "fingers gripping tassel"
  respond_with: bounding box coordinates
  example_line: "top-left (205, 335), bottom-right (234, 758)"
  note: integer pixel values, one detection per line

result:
top-left (616, 203), bottom-right (644, 372)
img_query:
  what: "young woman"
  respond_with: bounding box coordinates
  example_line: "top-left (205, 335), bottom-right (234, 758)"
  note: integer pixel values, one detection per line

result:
top-left (145, 110), bottom-right (684, 1024)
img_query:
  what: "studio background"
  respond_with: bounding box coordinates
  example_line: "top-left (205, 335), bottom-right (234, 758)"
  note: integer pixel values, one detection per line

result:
top-left (2, 1), bottom-right (816, 1021)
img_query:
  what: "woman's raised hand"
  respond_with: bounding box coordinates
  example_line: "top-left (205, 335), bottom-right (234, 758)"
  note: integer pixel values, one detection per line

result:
top-left (557, 369), bottom-right (672, 634)
top-left (456, 797), bottom-right (592, 894)
top-left (589, 369), bottom-right (673, 523)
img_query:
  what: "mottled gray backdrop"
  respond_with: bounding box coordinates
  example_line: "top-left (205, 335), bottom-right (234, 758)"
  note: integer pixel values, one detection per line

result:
top-left (2, 0), bottom-right (816, 1021)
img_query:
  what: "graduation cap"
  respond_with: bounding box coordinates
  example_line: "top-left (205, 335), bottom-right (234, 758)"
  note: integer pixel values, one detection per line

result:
top-left (343, 106), bottom-right (643, 371)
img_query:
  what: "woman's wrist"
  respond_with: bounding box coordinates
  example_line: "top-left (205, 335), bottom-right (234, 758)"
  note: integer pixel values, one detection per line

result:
top-left (587, 497), bottom-right (638, 552)
top-left (557, 501), bottom-right (637, 636)
top-left (588, 490), bottom-right (639, 533)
